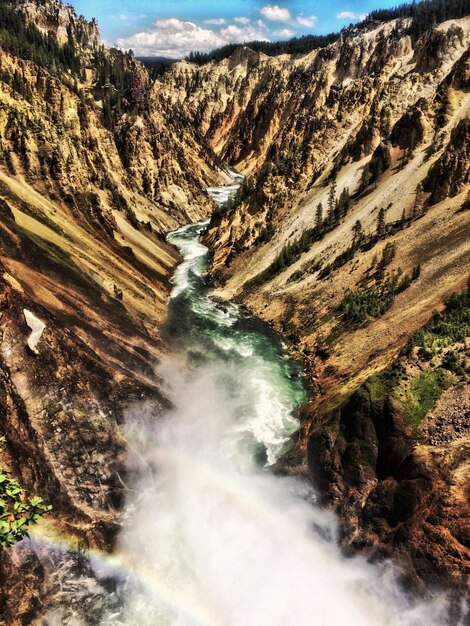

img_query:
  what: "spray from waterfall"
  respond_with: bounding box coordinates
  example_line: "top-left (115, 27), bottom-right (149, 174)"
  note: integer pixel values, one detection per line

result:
top-left (101, 198), bottom-right (450, 626)
top-left (106, 359), bottom-right (448, 626)
top-left (37, 175), bottom-right (456, 626)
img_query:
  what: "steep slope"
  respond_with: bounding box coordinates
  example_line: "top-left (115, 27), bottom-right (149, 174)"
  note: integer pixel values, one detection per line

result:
top-left (162, 13), bottom-right (470, 599)
top-left (0, 0), bottom-right (469, 619)
top-left (0, 1), bottom-right (223, 621)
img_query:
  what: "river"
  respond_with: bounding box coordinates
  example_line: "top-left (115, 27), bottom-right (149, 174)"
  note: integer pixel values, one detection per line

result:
top-left (37, 175), bottom-right (449, 625)
top-left (97, 176), bottom-right (448, 626)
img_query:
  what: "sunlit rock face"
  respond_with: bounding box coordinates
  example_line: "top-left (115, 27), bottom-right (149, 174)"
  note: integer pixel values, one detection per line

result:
top-left (159, 14), bottom-right (470, 604)
top-left (0, 0), bottom-right (225, 620)
top-left (17, 0), bottom-right (100, 46)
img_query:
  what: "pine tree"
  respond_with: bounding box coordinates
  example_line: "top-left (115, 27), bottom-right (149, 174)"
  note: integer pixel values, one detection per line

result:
top-left (360, 163), bottom-right (372, 190)
top-left (376, 207), bottom-right (386, 239)
top-left (379, 242), bottom-right (397, 268)
top-left (102, 95), bottom-right (114, 129)
top-left (315, 202), bottom-right (323, 234)
top-left (338, 187), bottom-right (351, 218)
top-left (327, 179), bottom-right (337, 224)
top-left (352, 220), bottom-right (364, 248)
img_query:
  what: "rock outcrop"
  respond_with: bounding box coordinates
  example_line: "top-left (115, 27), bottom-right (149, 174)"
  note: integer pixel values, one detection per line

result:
top-left (159, 12), bottom-right (470, 602)
top-left (0, 1), bottom-right (223, 621)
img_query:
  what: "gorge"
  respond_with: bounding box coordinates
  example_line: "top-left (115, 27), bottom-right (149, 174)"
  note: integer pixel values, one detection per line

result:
top-left (0, 0), bottom-right (469, 623)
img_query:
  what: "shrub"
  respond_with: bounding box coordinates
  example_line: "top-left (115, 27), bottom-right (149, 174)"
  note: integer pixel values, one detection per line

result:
top-left (0, 454), bottom-right (52, 548)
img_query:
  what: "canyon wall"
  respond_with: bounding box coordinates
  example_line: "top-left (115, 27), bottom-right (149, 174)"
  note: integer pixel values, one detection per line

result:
top-left (161, 15), bottom-right (470, 599)
top-left (0, 0), bottom-right (469, 619)
top-left (0, 1), bottom-right (223, 620)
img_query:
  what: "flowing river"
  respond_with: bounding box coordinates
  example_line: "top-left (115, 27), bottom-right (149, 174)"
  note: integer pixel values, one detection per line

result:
top-left (97, 177), bottom-right (448, 626)
top-left (39, 175), bottom-right (449, 625)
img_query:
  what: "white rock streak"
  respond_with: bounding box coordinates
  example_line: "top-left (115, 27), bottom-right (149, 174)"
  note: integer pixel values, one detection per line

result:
top-left (23, 309), bottom-right (46, 355)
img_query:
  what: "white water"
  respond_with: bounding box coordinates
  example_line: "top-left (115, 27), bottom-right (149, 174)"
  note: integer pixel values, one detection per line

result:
top-left (32, 176), bottom-right (455, 625)
top-left (99, 178), bottom-right (450, 625)
top-left (108, 364), bottom-right (448, 626)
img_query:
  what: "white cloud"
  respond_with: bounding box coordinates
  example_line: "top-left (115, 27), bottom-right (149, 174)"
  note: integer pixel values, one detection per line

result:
top-left (115, 18), bottom-right (270, 58)
top-left (260, 5), bottom-right (291, 22)
top-left (221, 21), bottom-right (269, 42)
top-left (234, 17), bottom-right (251, 25)
top-left (336, 11), bottom-right (367, 21)
top-left (295, 15), bottom-right (318, 28)
top-left (273, 28), bottom-right (295, 38)
top-left (203, 18), bottom-right (226, 26)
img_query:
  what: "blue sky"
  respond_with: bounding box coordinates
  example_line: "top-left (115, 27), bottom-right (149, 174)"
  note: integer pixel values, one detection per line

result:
top-left (71, 1), bottom-right (403, 57)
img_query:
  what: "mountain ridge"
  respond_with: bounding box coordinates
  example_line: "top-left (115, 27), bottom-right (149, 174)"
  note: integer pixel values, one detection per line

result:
top-left (158, 10), bottom-right (470, 602)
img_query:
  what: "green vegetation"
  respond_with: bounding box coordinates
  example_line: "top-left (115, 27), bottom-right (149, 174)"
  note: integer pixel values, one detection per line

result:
top-left (186, 33), bottom-right (339, 65)
top-left (186, 0), bottom-right (470, 65)
top-left (138, 56), bottom-right (177, 78)
top-left (0, 2), bottom-right (81, 74)
top-left (340, 277), bottom-right (396, 326)
top-left (245, 183), bottom-right (353, 289)
top-left (245, 225), bottom-right (323, 290)
top-left (0, 2), bottom-right (143, 131)
top-left (403, 368), bottom-right (454, 429)
top-left (318, 220), bottom-right (403, 281)
top-left (405, 279), bottom-right (470, 352)
top-left (367, 0), bottom-right (470, 40)
top-left (0, 440), bottom-right (51, 548)
top-left (363, 280), bottom-right (469, 430)
top-left (94, 47), bottom-right (143, 129)
top-left (366, 362), bottom-right (455, 431)
top-left (246, 182), bottom-right (411, 290)
top-left (339, 264), bottom-right (419, 328)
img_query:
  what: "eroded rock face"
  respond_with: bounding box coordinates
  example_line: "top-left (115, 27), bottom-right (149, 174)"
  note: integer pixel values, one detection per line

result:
top-left (159, 13), bottom-right (470, 603)
top-left (424, 116), bottom-right (470, 203)
top-left (391, 108), bottom-right (427, 150)
top-left (0, 0), bottom-right (469, 619)
top-left (308, 384), bottom-right (470, 598)
top-left (188, 18), bottom-right (469, 276)
top-left (17, 0), bottom-right (100, 46)
top-left (0, 1), bottom-right (223, 620)
top-left (0, 252), bottom-right (168, 621)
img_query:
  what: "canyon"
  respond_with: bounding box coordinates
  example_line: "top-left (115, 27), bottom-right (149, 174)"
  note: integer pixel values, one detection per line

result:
top-left (161, 12), bottom-right (470, 605)
top-left (0, 0), bottom-right (468, 623)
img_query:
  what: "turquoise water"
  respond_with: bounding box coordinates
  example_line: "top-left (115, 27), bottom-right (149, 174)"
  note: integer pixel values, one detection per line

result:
top-left (165, 216), bottom-right (306, 466)
top-left (40, 176), bottom-right (448, 626)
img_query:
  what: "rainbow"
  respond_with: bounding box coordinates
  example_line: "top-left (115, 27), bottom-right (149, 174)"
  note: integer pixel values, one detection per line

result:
top-left (28, 525), bottom-right (226, 626)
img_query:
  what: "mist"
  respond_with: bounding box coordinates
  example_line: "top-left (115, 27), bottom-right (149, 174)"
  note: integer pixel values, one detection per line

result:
top-left (102, 358), bottom-right (449, 626)
top-left (95, 204), bottom-right (453, 626)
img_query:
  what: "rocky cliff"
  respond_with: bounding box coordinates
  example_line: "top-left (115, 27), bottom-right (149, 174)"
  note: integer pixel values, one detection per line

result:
top-left (160, 12), bottom-right (470, 605)
top-left (0, 1), bottom-right (225, 621)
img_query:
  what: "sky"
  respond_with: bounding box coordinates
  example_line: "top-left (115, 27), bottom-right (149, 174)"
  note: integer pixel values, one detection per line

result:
top-left (70, 1), bottom-right (403, 58)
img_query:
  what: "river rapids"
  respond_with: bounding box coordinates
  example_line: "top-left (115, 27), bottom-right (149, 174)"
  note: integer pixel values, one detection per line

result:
top-left (38, 174), bottom-right (452, 626)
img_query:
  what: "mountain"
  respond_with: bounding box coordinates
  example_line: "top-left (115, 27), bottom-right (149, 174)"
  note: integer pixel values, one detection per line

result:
top-left (0, 0), bottom-right (227, 620)
top-left (159, 9), bottom-right (470, 599)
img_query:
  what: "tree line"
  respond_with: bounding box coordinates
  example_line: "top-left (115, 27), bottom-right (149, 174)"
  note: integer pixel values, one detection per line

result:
top-left (0, 2), bottom-right (81, 74)
top-left (186, 33), bottom-right (339, 65)
top-left (367, 0), bottom-right (470, 40)
top-left (186, 0), bottom-right (470, 66)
